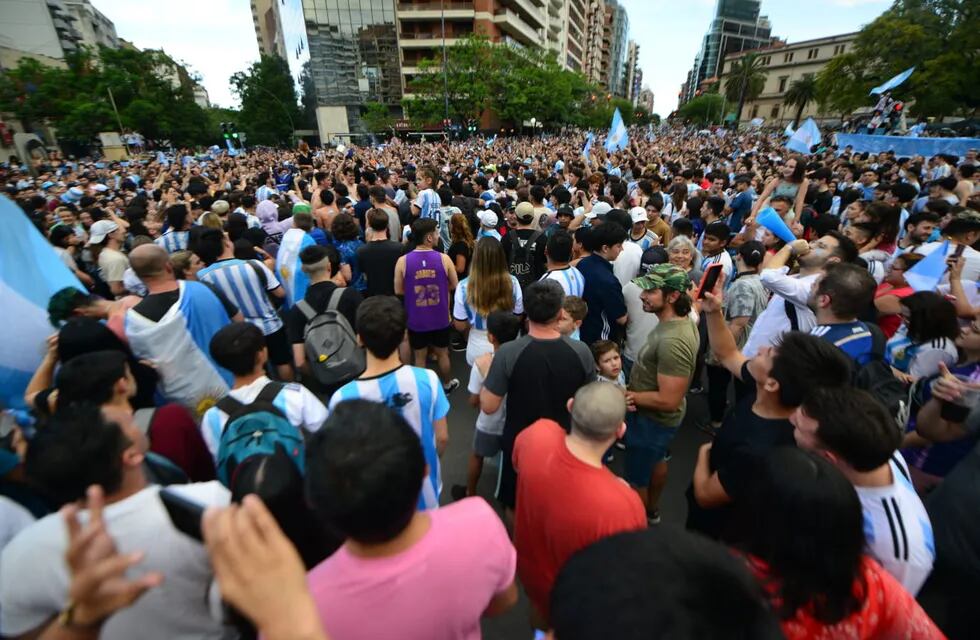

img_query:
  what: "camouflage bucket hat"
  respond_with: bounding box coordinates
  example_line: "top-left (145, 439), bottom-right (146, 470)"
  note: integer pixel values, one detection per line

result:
top-left (632, 263), bottom-right (691, 293)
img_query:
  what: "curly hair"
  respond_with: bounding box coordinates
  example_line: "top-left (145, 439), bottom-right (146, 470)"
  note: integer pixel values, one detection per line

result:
top-left (331, 212), bottom-right (359, 241)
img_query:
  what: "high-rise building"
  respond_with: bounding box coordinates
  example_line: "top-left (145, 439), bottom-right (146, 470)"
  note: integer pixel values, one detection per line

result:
top-left (250, 0), bottom-right (286, 59)
top-left (679, 0), bottom-right (774, 105)
top-left (0, 0), bottom-right (82, 63)
top-left (637, 86), bottom-right (654, 114)
top-left (544, 0), bottom-right (587, 73)
top-left (624, 39), bottom-right (639, 103)
top-left (581, 0), bottom-right (605, 86)
top-left (63, 0), bottom-right (118, 50)
top-left (603, 0), bottom-right (628, 96)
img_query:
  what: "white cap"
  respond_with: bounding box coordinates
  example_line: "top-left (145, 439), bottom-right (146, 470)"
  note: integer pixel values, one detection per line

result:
top-left (87, 220), bottom-right (119, 244)
top-left (92, 183), bottom-right (108, 192)
top-left (630, 206), bottom-right (648, 224)
top-left (478, 209), bottom-right (498, 228)
top-left (591, 202), bottom-right (612, 218)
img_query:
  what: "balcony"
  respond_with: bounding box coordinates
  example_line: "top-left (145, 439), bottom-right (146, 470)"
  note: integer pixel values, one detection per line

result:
top-left (493, 9), bottom-right (542, 46)
top-left (502, 0), bottom-right (547, 30)
top-left (399, 31), bottom-right (466, 48)
top-left (396, 2), bottom-right (475, 21)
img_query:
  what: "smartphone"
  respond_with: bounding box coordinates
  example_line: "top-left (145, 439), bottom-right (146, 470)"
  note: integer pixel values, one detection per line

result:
top-left (160, 488), bottom-right (205, 542)
top-left (696, 262), bottom-right (724, 300)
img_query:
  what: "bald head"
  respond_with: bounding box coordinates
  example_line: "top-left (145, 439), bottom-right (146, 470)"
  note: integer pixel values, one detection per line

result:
top-left (129, 244), bottom-right (171, 280)
top-left (570, 382), bottom-right (627, 442)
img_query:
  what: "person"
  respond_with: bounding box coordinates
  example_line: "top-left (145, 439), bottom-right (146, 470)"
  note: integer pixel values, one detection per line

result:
top-left (155, 204), bottom-right (192, 254)
top-left (699, 221), bottom-right (734, 281)
top-left (690, 277), bottom-right (852, 539)
top-left (578, 222), bottom-right (628, 344)
top-left (125, 245), bottom-right (239, 416)
top-left (411, 166), bottom-right (440, 221)
top-left (807, 262), bottom-right (877, 364)
top-left (477, 209), bottom-right (501, 241)
top-left (274, 208), bottom-right (317, 307)
top-left (304, 399), bottom-right (517, 639)
top-left (539, 230), bottom-right (585, 297)
top-left (502, 201), bottom-right (547, 290)
top-left (916, 209), bottom-right (980, 282)
top-left (592, 340), bottom-right (625, 386)
top-left (874, 252), bottom-right (923, 338)
top-left (395, 218), bottom-right (460, 393)
top-left (750, 155), bottom-right (809, 221)
top-left (194, 227), bottom-right (293, 381)
top-left (666, 234), bottom-right (702, 283)
top-left (452, 237), bottom-right (523, 365)
top-left (368, 184), bottom-right (401, 242)
top-left (48, 224), bottom-right (93, 287)
top-left (513, 383), bottom-right (646, 626)
top-left (627, 206), bottom-right (658, 250)
top-left (791, 387), bottom-right (935, 595)
top-left (885, 291), bottom-right (960, 381)
top-left (327, 212), bottom-right (364, 291)
top-left (328, 296), bottom-right (450, 510)
top-left (88, 219), bottom-right (129, 298)
top-left (559, 295), bottom-right (586, 340)
top-left (481, 280), bottom-right (595, 518)
top-left (644, 194), bottom-right (672, 244)
top-left (842, 220), bottom-right (889, 284)
top-left (356, 208), bottom-right (402, 298)
top-left (624, 264), bottom-right (699, 524)
top-left (200, 323), bottom-right (327, 463)
top-left (621, 249), bottom-right (665, 377)
top-left (737, 447), bottom-right (944, 639)
top-left (447, 212), bottom-right (475, 279)
top-left (705, 241), bottom-right (768, 428)
top-left (0, 405), bottom-right (232, 640)
top-left (895, 211), bottom-right (940, 255)
top-left (726, 174), bottom-right (754, 231)
top-left (451, 311), bottom-right (523, 501)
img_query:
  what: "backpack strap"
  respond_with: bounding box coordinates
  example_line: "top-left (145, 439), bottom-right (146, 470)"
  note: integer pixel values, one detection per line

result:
top-left (132, 408), bottom-right (157, 435)
top-left (217, 394), bottom-right (246, 416)
top-left (326, 287), bottom-right (346, 312)
top-left (527, 229), bottom-right (545, 249)
top-left (247, 260), bottom-right (268, 289)
top-left (296, 298), bottom-right (317, 322)
top-left (256, 382), bottom-right (285, 405)
top-left (784, 299), bottom-right (799, 332)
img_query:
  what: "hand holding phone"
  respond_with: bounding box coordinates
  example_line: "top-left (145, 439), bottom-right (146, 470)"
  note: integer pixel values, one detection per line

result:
top-left (696, 262), bottom-right (724, 300)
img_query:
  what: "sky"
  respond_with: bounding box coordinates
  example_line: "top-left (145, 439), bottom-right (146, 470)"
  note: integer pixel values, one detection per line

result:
top-left (90, 0), bottom-right (893, 114)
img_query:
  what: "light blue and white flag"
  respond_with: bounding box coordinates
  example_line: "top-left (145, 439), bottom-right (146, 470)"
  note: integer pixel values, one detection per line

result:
top-left (905, 240), bottom-right (949, 292)
top-left (156, 150), bottom-right (169, 166)
top-left (276, 228), bottom-right (316, 308)
top-left (870, 66), bottom-right (915, 95)
top-left (0, 197), bottom-right (85, 409)
top-left (485, 134), bottom-right (496, 148)
top-left (786, 118), bottom-right (821, 154)
top-left (784, 123), bottom-right (796, 137)
top-left (582, 132), bottom-right (595, 165)
top-left (647, 123), bottom-right (656, 141)
top-left (604, 108), bottom-right (628, 153)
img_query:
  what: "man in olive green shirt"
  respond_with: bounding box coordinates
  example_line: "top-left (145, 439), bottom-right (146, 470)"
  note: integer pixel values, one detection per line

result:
top-left (624, 264), bottom-right (699, 524)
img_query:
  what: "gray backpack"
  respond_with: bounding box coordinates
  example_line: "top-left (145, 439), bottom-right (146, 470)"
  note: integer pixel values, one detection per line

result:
top-left (296, 289), bottom-right (365, 387)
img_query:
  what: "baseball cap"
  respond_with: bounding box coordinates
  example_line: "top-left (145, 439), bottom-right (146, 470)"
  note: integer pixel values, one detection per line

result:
top-left (632, 263), bottom-right (691, 293)
top-left (556, 204), bottom-right (575, 218)
top-left (591, 202), bottom-right (612, 218)
top-left (515, 201), bottom-right (535, 224)
top-left (87, 220), bottom-right (119, 245)
top-left (211, 200), bottom-right (230, 215)
top-left (478, 210), bottom-right (498, 228)
top-left (629, 206), bottom-right (648, 224)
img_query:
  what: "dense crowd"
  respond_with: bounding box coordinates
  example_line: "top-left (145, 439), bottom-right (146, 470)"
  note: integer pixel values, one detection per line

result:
top-left (1, 127), bottom-right (979, 640)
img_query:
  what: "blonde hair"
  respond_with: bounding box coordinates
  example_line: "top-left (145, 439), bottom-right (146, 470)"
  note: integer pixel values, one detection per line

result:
top-left (466, 237), bottom-right (513, 318)
top-left (449, 213), bottom-right (475, 252)
top-left (200, 212), bottom-right (223, 229)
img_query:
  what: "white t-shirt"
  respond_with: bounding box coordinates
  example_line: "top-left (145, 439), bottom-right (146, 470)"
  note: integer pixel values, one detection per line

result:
top-left (917, 241), bottom-right (980, 283)
top-left (0, 497), bottom-right (33, 555)
top-left (742, 269), bottom-right (820, 358)
top-left (622, 281), bottom-right (660, 363)
top-left (700, 250), bottom-right (734, 283)
top-left (612, 241), bottom-right (643, 287)
top-left (468, 359), bottom-right (504, 436)
top-left (53, 246), bottom-right (77, 271)
top-left (855, 456), bottom-right (935, 596)
top-left (98, 247), bottom-right (129, 284)
top-left (0, 483), bottom-right (230, 639)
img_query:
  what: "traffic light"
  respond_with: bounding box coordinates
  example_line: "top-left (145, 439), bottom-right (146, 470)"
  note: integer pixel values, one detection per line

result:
top-left (220, 122), bottom-right (230, 140)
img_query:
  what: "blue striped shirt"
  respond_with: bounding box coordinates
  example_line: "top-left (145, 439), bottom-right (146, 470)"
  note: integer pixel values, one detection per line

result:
top-left (539, 266), bottom-right (585, 298)
top-left (155, 230), bottom-right (189, 254)
top-left (197, 259), bottom-right (283, 334)
top-left (328, 366), bottom-right (450, 510)
top-left (413, 188), bottom-right (440, 220)
top-left (453, 275), bottom-right (524, 331)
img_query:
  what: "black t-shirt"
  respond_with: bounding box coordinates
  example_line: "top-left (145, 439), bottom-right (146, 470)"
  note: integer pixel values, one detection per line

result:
top-left (686, 362), bottom-right (795, 540)
top-left (130, 282), bottom-right (238, 322)
top-left (448, 241), bottom-right (472, 279)
top-left (353, 199), bottom-right (372, 229)
top-left (356, 240), bottom-right (404, 297)
top-left (811, 189), bottom-right (834, 215)
top-left (501, 227), bottom-right (547, 280)
top-left (286, 281), bottom-right (363, 344)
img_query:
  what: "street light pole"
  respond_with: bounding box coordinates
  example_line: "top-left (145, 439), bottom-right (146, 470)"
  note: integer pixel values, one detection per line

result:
top-left (441, 0), bottom-right (450, 136)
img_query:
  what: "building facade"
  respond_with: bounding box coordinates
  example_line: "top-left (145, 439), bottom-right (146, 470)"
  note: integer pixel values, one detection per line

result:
top-left (623, 39), bottom-right (639, 103)
top-left (0, 0), bottom-right (83, 62)
top-left (720, 32), bottom-right (856, 125)
top-left (637, 86), bottom-right (654, 114)
top-left (250, 0), bottom-right (287, 59)
top-left (63, 0), bottom-right (118, 50)
top-left (581, 0), bottom-right (605, 86)
top-left (602, 0), bottom-right (628, 96)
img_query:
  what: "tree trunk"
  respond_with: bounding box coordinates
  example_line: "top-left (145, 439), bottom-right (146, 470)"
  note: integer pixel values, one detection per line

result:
top-left (736, 79), bottom-right (747, 129)
top-left (793, 101), bottom-right (806, 128)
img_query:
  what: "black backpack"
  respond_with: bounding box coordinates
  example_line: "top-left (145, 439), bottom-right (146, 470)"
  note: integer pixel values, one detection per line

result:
top-left (836, 323), bottom-right (910, 428)
top-left (296, 289), bottom-right (365, 388)
top-left (508, 229), bottom-right (544, 292)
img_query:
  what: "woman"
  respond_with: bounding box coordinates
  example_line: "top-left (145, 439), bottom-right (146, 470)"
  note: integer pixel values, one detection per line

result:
top-left (452, 238), bottom-right (524, 365)
top-left (740, 447), bottom-right (943, 639)
top-left (751, 156), bottom-right (809, 221)
top-left (839, 193), bottom-right (867, 229)
top-left (667, 235), bottom-right (702, 285)
top-left (842, 221), bottom-right (889, 284)
top-left (199, 212), bottom-right (223, 230)
top-left (48, 225), bottom-right (94, 288)
top-left (874, 253), bottom-right (923, 338)
top-left (329, 212), bottom-right (365, 292)
top-left (170, 250), bottom-right (204, 281)
top-left (886, 291), bottom-right (960, 381)
top-left (447, 213), bottom-right (475, 279)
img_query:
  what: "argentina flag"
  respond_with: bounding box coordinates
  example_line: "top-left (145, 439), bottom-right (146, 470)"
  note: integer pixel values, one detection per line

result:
top-left (276, 228), bottom-right (316, 308)
top-left (786, 118), bottom-right (821, 154)
top-left (604, 108), bottom-right (628, 153)
top-left (582, 132), bottom-right (594, 165)
top-left (0, 197), bottom-right (85, 408)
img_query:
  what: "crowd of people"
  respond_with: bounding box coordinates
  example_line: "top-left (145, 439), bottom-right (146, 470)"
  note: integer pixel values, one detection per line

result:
top-left (1, 127), bottom-right (979, 639)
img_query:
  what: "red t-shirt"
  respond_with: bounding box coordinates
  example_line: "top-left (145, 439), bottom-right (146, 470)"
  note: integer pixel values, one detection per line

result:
top-left (874, 283), bottom-right (915, 339)
top-left (513, 419), bottom-right (646, 620)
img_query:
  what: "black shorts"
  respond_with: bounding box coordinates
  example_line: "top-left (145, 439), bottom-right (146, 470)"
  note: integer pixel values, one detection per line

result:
top-left (265, 326), bottom-right (292, 366)
top-left (408, 326), bottom-right (451, 350)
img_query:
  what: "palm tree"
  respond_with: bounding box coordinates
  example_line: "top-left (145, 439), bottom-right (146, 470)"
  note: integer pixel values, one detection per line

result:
top-left (724, 53), bottom-right (766, 126)
top-left (784, 76), bottom-right (819, 128)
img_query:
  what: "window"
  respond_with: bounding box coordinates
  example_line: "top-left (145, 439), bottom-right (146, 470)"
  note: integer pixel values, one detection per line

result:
top-left (778, 76), bottom-right (788, 93)
top-left (750, 105), bottom-right (759, 119)
top-left (761, 55), bottom-right (770, 65)
top-left (807, 48), bottom-right (819, 59)
top-left (832, 44), bottom-right (846, 56)
top-left (771, 105), bottom-right (780, 118)
top-left (783, 52), bottom-right (794, 63)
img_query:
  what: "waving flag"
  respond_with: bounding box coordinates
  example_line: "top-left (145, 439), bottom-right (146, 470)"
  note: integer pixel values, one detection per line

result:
top-left (647, 123), bottom-right (656, 141)
top-left (582, 132), bottom-right (595, 165)
top-left (784, 123), bottom-right (795, 137)
top-left (870, 66), bottom-right (915, 95)
top-left (604, 108), bottom-right (628, 152)
top-left (0, 197), bottom-right (85, 408)
top-left (905, 241), bottom-right (949, 292)
top-left (786, 118), bottom-right (821, 154)
top-left (276, 228), bottom-right (316, 308)
top-left (485, 134), bottom-right (496, 148)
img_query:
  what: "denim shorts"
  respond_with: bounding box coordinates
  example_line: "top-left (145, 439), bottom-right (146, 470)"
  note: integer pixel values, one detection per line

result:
top-left (624, 412), bottom-right (678, 487)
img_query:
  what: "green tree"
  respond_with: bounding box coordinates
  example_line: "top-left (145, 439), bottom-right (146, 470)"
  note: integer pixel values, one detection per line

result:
top-left (677, 94), bottom-right (726, 125)
top-left (230, 55), bottom-right (302, 146)
top-left (361, 102), bottom-right (394, 135)
top-left (723, 53), bottom-right (765, 124)
top-left (784, 75), bottom-right (818, 127)
top-left (403, 35), bottom-right (496, 126)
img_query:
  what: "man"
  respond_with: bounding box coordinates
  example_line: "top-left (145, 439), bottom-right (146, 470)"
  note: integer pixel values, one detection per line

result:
top-left (305, 399), bottom-right (517, 638)
top-left (0, 405), bottom-right (230, 640)
top-left (606, 209), bottom-right (644, 286)
top-left (916, 209), bottom-right (980, 282)
top-left (807, 262), bottom-right (877, 363)
top-left (700, 221), bottom-right (734, 281)
top-left (368, 185), bottom-right (401, 242)
top-left (529, 184), bottom-right (552, 229)
top-left (731, 195), bottom-right (794, 247)
top-left (356, 208), bottom-right (402, 298)
top-left (690, 278), bottom-right (851, 539)
top-left (200, 323), bottom-right (326, 464)
top-left (624, 264), bottom-right (698, 524)
top-left (394, 218), bottom-right (460, 392)
top-left (895, 211), bottom-right (941, 255)
top-left (792, 387), bottom-right (935, 595)
top-left (741, 231), bottom-right (857, 358)
top-left (858, 169), bottom-right (880, 200)
top-left (514, 382), bottom-right (646, 626)
top-left (540, 230), bottom-right (585, 297)
top-left (578, 222), bottom-right (629, 344)
top-left (329, 296), bottom-right (450, 510)
top-left (89, 219), bottom-right (129, 298)
top-left (725, 175), bottom-right (753, 232)
top-left (482, 280), bottom-right (595, 518)
top-left (502, 201), bottom-right (547, 288)
top-left (627, 206), bottom-right (658, 250)
top-left (645, 194), bottom-right (672, 244)
top-left (276, 206), bottom-right (319, 307)
top-left (155, 204), bottom-right (192, 254)
top-left (352, 183), bottom-right (372, 229)
top-left (194, 228), bottom-right (292, 381)
top-left (125, 245), bottom-right (239, 415)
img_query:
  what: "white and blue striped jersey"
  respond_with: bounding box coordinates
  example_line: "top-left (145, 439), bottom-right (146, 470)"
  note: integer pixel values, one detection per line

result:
top-left (452, 275), bottom-right (524, 331)
top-left (155, 230), bottom-right (189, 254)
top-left (413, 188), bottom-right (440, 220)
top-left (197, 259), bottom-right (283, 335)
top-left (256, 184), bottom-right (276, 202)
top-left (628, 230), bottom-right (659, 252)
top-left (328, 366), bottom-right (450, 511)
top-left (539, 266), bottom-right (585, 298)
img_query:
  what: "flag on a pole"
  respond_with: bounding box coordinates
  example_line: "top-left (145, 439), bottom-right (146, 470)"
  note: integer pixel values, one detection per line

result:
top-left (582, 132), bottom-right (595, 165)
top-left (783, 123), bottom-right (795, 137)
top-left (905, 241), bottom-right (949, 292)
top-left (870, 66), bottom-right (915, 95)
top-left (604, 108), bottom-right (628, 152)
top-left (786, 118), bottom-right (821, 154)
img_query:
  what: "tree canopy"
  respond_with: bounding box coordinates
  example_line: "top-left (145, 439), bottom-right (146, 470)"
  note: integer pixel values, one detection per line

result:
top-left (230, 55), bottom-right (302, 146)
top-left (723, 53), bottom-right (765, 122)
top-left (784, 76), bottom-right (818, 127)
top-left (676, 93), bottom-right (726, 125)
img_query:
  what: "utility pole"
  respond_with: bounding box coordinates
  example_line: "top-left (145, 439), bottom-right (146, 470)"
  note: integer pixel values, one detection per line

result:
top-left (441, 0), bottom-right (450, 138)
top-left (106, 87), bottom-right (124, 132)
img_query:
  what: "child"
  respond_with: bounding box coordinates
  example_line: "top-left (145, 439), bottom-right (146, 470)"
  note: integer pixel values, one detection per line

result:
top-left (592, 340), bottom-right (625, 387)
top-left (628, 207), bottom-right (659, 250)
top-left (558, 295), bottom-right (587, 340)
top-left (477, 209), bottom-right (502, 240)
top-left (450, 311), bottom-right (523, 501)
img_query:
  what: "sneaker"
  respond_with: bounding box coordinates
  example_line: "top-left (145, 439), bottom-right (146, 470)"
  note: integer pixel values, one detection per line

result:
top-left (443, 378), bottom-right (460, 393)
top-left (450, 485), bottom-right (468, 501)
top-left (647, 510), bottom-right (661, 525)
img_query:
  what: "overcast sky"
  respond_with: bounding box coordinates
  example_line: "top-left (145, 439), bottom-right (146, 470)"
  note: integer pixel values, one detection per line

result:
top-left (91, 0), bottom-right (892, 114)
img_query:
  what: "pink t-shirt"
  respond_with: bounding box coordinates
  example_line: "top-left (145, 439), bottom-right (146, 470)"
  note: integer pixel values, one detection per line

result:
top-left (307, 497), bottom-right (515, 640)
